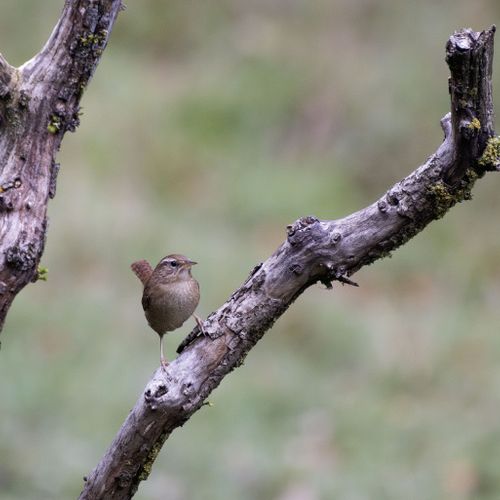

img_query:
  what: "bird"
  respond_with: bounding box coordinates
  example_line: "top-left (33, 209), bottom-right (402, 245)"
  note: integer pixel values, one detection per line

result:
top-left (131, 254), bottom-right (203, 370)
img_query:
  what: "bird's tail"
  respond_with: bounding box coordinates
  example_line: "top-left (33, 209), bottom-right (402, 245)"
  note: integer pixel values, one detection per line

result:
top-left (130, 260), bottom-right (153, 285)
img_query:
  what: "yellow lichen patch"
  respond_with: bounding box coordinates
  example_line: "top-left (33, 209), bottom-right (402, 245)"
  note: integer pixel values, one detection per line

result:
top-left (479, 136), bottom-right (500, 169)
top-left (468, 117), bottom-right (481, 130)
top-left (428, 181), bottom-right (455, 218)
top-left (427, 168), bottom-right (478, 219)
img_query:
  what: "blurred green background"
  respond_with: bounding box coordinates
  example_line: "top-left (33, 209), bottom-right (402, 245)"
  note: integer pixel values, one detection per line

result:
top-left (1, 1), bottom-right (500, 499)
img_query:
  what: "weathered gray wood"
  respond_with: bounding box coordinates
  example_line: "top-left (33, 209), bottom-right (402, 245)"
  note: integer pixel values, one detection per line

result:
top-left (0, 0), bottom-right (122, 331)
top-left (80, 27), bottom-right (498, 500)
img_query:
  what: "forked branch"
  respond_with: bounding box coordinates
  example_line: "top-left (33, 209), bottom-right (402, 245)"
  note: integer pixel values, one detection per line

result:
top-left (80, 27), bottom-right (498, 500)
top-left (0, 0), bottom-right (122, 331)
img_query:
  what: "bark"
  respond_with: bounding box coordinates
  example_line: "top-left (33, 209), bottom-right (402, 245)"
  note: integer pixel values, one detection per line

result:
top-left (80, 27), bottom-right (498, 500)
top-left (0, 0), bottom-right (123, 332)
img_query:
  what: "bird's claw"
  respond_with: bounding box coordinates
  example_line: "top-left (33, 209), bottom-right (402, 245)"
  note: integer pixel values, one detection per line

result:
top-left (160, 357), bottom-right (169, 372)
top-left (194, 314), bottom-right (208, 337)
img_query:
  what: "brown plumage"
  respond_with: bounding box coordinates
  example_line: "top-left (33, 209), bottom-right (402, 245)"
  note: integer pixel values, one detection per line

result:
top-left (131, 254), bottom-right (202, 369)
top-left (130, 260), bottom-right (153, 286)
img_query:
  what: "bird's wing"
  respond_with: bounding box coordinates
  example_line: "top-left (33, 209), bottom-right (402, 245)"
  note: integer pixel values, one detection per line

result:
top-left (141, 289), bottom-right (151, 312)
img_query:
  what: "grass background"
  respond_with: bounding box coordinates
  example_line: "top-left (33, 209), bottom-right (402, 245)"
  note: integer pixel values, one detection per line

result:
top-left (1, 1), bottom-right (500, 499)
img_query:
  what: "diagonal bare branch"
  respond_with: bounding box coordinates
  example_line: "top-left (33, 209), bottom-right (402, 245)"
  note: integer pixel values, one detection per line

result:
top-left (79, 27), bottom-right (498, 500)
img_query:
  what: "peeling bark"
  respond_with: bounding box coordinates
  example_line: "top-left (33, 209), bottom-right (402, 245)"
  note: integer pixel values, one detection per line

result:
top-left (0, 0), bottom-right (122, 332)
top-left (80, 27), bottom-right (498, 500)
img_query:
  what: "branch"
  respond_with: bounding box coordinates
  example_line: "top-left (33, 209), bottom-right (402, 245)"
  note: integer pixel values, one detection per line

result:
top-left (80, 27), bottom-right (498, 499)
top-left (0, 0), bottom-right (122, 332)
top-left (21, 0), bottom-right (121, 89)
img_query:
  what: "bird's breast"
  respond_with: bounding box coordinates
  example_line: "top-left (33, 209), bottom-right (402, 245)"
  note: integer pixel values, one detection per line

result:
top-left (144, 278), bottom-right (200, 334)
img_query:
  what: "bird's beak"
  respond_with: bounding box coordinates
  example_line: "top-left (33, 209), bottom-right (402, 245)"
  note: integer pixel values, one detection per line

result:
top-left (185, 259), bottom-right (197, 266)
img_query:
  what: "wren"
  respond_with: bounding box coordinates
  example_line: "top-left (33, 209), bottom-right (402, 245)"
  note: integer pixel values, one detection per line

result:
top-left (131, 254), bottom-right (203, 369)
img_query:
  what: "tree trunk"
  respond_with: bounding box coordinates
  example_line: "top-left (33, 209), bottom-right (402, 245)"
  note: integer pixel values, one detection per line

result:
top-left (79, 27), bottom-right (499, 500)
top-left (0, 0), bottom-right (122, 333)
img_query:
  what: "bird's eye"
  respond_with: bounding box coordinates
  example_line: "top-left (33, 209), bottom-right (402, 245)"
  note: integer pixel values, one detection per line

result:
top-left (170, 260), bottom-right (178, 268)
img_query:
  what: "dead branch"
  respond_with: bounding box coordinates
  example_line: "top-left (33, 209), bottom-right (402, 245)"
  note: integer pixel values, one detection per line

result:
top-left (0, 0), bottom-right (122, 331)
top-left (80, 27), bottom-right (498, 500)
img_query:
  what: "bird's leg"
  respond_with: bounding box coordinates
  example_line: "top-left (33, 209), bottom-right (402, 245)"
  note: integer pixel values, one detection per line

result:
top-left (194, 314), bottom-right (207, 336)
top-left (160, 334), bottom-right (168, 371)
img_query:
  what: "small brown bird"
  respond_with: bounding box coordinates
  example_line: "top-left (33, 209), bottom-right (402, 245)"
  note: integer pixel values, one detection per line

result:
top-left (131, 254), bottom-right (203, 369)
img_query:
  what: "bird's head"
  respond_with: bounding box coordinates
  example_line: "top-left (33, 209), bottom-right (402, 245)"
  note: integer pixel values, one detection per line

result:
top-left (154, 254), bottom-right (197, 281)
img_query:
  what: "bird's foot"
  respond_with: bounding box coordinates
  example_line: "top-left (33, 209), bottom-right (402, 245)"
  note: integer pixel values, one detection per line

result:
top-left (160, 357), bottom-right (169, 372)
top-left (194, 314), bottom-right (208, 337)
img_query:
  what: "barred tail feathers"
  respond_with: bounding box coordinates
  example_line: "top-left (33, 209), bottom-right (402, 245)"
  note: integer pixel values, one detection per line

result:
top-left (131, 260), bottom-right (153, 285)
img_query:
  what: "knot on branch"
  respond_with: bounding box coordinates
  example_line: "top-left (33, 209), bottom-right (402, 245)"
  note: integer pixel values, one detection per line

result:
top-left (0, 176), bottom-right (22, 212)
top-left (386, 186), bottom-right (402, 206)
top-left (286, 215), bottom-right (320, 246)
top-left (144, 380), bottom-right (169, 411)
top-left (5, 243), bottom-right (38, 272)
top-left (381, 185), bottom-right (417, 219)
